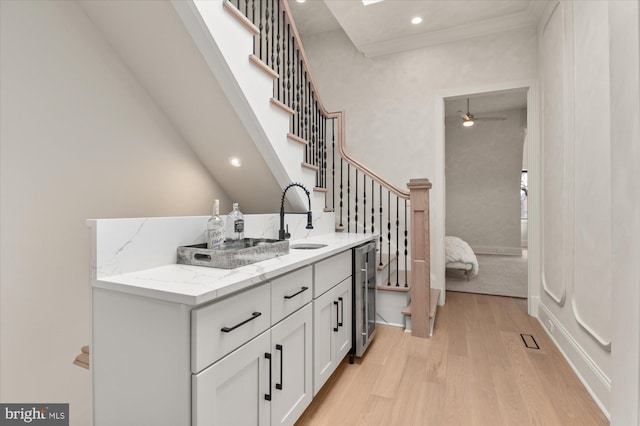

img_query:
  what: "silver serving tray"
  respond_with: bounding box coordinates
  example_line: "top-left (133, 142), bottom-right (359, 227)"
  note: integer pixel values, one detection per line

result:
top-left (177, 238), bottom-right (289, 269)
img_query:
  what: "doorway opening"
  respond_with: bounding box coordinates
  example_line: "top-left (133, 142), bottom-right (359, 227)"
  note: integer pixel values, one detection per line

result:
top-left (442, 88), bottom-right (530, 300)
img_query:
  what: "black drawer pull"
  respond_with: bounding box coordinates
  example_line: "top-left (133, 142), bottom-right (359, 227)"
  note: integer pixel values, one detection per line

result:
top-left (284, 286), bottom-right (309, 299)
top-left (220, 312), bottom-right (262, 333)
top-left (333, 300), bottom-right (339, 332)
top-left (265, 352), bottom-right (272, 401)
top-left (338, 297), bottom-right (344, 327)
top-left (276, 344), bottom-right (283, 390)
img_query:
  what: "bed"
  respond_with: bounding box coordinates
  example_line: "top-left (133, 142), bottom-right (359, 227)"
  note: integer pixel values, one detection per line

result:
top-left (445, 236), bottom-right (479, 281)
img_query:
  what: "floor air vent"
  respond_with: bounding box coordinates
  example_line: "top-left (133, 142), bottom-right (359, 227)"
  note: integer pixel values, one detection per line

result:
top-left (520, 333), bottom-right (540, 350)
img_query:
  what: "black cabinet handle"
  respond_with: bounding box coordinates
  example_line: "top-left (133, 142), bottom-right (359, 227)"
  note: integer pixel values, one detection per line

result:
top-left (284, 286), bottom-right (309, 299)
top-left (276, 344), bottom-right (283, 390)
top-left (333, 300), bottom-right (339, 332)
top-left (265, 352), bottom-right (272, 401)
top-left (338, 297), bottom-right (344, 327)
top-left (220, 312), bottom-right (261, 333)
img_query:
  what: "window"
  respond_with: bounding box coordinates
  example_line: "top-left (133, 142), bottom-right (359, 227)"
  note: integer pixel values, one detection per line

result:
top-left (521, 170), bottom-right (528, 220)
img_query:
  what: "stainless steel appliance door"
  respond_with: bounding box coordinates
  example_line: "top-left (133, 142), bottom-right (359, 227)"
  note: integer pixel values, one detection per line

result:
top-left (354, 241), bottom-right (376, 357)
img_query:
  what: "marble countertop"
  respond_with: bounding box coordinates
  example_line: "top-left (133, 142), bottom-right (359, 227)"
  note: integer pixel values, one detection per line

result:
top-left (94, 232), bottom-right (376, 306)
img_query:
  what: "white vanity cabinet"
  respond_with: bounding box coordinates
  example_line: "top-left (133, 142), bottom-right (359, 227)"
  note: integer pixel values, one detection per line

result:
top-left (91, 231), bottom-right (371, 426)
top-left (192, 266), bottom-right (313, 426)
top-left (312, 251), bottom-right (353, 395)
top-left (192, 330), bottom-right (271, 425)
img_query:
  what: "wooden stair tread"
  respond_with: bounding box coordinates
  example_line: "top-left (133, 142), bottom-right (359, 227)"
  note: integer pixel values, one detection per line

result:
top-left (383, 269), bottom-right (409, 288)
top-left (301, 162), bottom-right (319, 172)
top-left (335, 225), bottom-right (345, 232)
top-left (323, 208), bottom-right (334, 213)
top-left (313, 187), bottom-right (328, 193)
top-left (249, 55), bottom-right (278, 79)
top-left (401, 288), bottom-right (440, 319)
top-left (287, 132), bottom-right (308, 146)
top-left (73, 345), bottom-right (90, 370)
top-left (223, 1), bottom-right (259, 35)
top-left (378, 284), bottom-right (410, 293)
top-left (376, 253), bottom-right (396, 271)
top-left (270, 98), bottom-right (295, 115)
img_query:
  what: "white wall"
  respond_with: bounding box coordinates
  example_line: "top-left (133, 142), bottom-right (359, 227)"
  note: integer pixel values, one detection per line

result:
top-left (299, 27), bottom-right (537, 293)
top-left (445, 108), bottom-right (526, 255)
top-left (0, 2), bottom-right (229, 424)
top-left (535, 0), bottom-right (640, 418)
top-left (609, 2), bottom-right (640, 424)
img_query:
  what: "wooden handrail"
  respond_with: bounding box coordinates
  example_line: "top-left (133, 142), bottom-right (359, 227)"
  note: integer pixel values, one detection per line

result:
top-left (329, 110), bottom-right (410, 199)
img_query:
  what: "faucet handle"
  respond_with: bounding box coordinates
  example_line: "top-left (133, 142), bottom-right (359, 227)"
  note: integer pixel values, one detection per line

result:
top-left (285, 224), bottom-right (291, 239)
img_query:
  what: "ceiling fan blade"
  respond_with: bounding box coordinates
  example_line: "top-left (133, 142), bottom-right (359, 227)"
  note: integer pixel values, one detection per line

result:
top-left (457, 111), bottom-right (469, 120)
top-left (475, 116), bottom-right (507, 121)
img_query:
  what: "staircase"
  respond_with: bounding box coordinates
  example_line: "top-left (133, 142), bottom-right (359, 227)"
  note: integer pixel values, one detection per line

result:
top-left (173, 0), bottom-right (436, 336)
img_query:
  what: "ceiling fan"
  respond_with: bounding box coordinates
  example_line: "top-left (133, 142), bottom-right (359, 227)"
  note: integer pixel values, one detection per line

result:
top-left (458, 98), bottom-right (507, 127)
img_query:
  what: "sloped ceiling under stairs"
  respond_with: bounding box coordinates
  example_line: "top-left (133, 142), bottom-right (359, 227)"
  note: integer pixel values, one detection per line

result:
top-left (80, 1), bottom-right (284, 214)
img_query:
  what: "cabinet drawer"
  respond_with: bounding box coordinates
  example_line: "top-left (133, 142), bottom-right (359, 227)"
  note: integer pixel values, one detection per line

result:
top-left (314, 250), bottom-right (352, 297)
top-left (191, 283), bottom-right (270, 373)
top-left (271, 266), bottom-right (312, 325)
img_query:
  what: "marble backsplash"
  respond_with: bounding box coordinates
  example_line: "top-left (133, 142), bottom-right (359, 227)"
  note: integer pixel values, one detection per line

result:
top-left (88, 210), bottom-right (335, 279)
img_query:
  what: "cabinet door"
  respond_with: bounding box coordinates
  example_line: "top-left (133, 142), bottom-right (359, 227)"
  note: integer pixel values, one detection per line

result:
top-left (313, 287), bottom-right (339, 396)
top-left (192, 331), bottom-right (270, 426)
top-left (270, 304), bottom-right (313, 426)
top-left (334, 278), bottom-right (353, 361)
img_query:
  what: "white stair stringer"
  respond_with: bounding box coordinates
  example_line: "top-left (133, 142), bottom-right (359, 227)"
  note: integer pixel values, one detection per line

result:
top-left (171, 0), bottom-right (313, 211)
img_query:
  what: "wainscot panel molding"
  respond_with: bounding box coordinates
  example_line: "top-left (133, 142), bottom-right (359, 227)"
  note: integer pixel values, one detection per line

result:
top-left (540, 1), bottom-right (567, 307)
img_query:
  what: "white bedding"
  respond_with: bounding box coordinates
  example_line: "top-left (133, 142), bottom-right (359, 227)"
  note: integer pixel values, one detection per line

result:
top-left (445, 236), bottom-right (479, 276)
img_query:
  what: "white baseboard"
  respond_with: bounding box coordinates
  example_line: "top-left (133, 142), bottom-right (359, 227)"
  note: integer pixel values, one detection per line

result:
top-left (472, 245), bottom-right (523, 255)
top-left (536, 303), bottom-right (611, 420)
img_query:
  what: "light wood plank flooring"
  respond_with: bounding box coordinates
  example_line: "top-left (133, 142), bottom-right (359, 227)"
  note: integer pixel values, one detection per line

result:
top-left (297, 291), bottom-right (608, 426)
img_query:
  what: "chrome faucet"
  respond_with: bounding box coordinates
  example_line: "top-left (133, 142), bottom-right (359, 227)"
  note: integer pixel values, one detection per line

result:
top-left (279, 183), bottom-right (313, 240)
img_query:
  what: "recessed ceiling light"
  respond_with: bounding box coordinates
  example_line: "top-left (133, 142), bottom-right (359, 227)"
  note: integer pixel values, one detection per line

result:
top-left (411, 16), bottom-right (423, 25)
top-left (229, 157), bottom-right (242, 167)
top-left (296, 0), bottom-right (305, 3)
top-left (362, 0), bottom-right (384, 5)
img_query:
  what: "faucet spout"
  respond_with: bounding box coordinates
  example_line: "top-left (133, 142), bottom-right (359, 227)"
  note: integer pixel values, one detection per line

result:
top-left (279, 183), bottom-right (313, 240)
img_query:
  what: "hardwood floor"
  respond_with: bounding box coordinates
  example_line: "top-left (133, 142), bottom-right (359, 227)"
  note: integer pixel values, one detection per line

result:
top-left (296, 291), bottom-right (608, 426)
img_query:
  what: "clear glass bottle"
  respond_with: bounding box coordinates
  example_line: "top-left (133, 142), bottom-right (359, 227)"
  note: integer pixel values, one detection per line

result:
top-left (226, 203), bottom-right (244, 241)
top-left (207, 199), bottom-right (225, 249)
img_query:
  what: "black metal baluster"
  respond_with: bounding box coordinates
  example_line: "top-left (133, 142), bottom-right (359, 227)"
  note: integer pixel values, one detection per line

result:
top-left (363, 175), bottom-right (367, 233)
top-left (295, 49), bottom-right (301, 137)
top-left (264, 0), bottom-right (270, 66)
top-left (339, 159), bottom-right (344, 227)
top-left (387, 191), bottom-right (391, 286)
top-left (286, 23), bottom-right (291, 110)
top-left (251, 0), bottom-right (255, 28)
top-left (332, 119), bottom-right (336, 211)
top-left (311, 92), bottom-right (316, 169)
top-left (273, 0), bottom-right (282, 102)
top-left (395, 197), bottom-right (400, 287)
top-left (303, 71), bottom-right (308, 162)
top-left (379, 185), bottom-right (383, 267)
top-left (258, 0), bottom-right (264, 60)
top-left (371, 180), bottom-right (375, 235)
top-left (347, 163), bottom-right (351, 232)
top-left (316, 106), bottom-right (320, 184)
top-left (320, 115), bottom-right (325, 190)
top-left (354, 169), bottom-right (358, 234)
top-left (404, 199), bottom-right (408, 288)
top-left (270, 0), bottom-right (275, 71)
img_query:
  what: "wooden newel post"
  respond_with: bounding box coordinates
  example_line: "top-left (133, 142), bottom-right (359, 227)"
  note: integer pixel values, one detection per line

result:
top-left (407, 178), bottom-right (432, 338)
